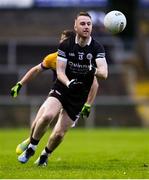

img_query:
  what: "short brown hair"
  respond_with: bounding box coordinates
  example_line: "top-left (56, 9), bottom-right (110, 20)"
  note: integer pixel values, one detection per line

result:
top-left (76, 11), bottom-right (91, 19)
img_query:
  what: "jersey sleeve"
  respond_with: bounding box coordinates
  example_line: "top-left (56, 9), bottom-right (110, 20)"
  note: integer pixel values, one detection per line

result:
top-left (57, 41), bottom-right (68, 62)
top-left (41, 52), bottom-right (58, 70)
top-left (95, 43), bottom-right (106, 60)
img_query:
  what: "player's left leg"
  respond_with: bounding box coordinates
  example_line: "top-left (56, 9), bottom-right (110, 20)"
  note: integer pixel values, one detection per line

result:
top-left (35, 109), bottom-right (74, 166)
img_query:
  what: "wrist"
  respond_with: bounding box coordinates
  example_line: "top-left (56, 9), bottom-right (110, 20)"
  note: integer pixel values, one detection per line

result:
top-left (66, 80), bottom-right (70, 87)
top-left (66, 79), bottom-right (76, 87)
top-left (85, 103), bottom-right (91, 107)
top-left (17, 82), bottom-right (22, 87)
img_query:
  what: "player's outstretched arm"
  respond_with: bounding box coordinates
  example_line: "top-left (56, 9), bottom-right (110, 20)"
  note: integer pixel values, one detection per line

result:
top-left (81, 77), bottom-right (99, 118)
top-left (11, 64), bottom-right (43, 98)
top-left (19, 64), bottom-right (43, 86)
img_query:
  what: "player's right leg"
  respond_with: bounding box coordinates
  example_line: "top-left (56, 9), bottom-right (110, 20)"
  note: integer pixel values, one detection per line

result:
top-left (18, 97), bottom-right (62, 164)
top-left (35, 109), bottom-right (74, 166)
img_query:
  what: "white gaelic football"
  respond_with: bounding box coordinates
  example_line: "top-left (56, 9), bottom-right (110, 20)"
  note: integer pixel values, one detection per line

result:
top-left (104, 10), bottom-right (127, 34)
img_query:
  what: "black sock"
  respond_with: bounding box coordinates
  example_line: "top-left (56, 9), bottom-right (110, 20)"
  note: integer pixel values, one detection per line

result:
top-left (30, 137), bottom-right (39, 145)
top-left (45, 146), bottom-right (53, 154)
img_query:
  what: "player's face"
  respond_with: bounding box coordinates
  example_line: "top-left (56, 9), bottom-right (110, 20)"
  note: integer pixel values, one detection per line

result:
top-left (74, 16), bottom-right (92, 38)
top-left (60, 34), bottom-right (67, 43)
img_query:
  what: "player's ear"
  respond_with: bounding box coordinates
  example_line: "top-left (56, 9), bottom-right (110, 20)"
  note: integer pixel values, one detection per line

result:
top-left (74, 20), bottom-right (77, 31)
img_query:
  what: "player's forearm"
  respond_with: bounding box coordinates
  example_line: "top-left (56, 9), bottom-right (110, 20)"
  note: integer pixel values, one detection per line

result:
top-left (95, 67), bottom-right (108, 79)
top-left (20, 66), bottom-right (42, 85)
top-left (86, 77), bottom-right (99, 105)
top-left (86, 92), bottom-right (96, 105)
top-left (57, 58), bottom-right (70, 87)
top-left (57, 72), bottom-right (70, 87)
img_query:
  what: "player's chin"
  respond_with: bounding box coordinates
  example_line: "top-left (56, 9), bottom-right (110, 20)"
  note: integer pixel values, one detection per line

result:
top-left (82, 32), bottom-right (90, 38)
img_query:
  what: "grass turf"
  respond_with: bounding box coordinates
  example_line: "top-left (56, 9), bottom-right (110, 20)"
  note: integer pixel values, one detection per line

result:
top-left (0, 128), bottom-right (149, 179)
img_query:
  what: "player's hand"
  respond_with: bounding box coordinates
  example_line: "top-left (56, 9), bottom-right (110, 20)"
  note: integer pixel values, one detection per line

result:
top-left (11, 82), bottom-right (22, 98)
top-left (67, 79), bottom-right (83, 91)
top-left (81, 103), bottom-right (91, 119)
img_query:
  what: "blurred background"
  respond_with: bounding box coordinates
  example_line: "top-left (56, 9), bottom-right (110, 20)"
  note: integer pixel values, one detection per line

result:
top-left (0, 0), bottom-right (149, 128)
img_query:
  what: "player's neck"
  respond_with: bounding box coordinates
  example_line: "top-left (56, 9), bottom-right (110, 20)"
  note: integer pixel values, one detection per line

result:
top-left (76, 35), bottom-right (91, 47)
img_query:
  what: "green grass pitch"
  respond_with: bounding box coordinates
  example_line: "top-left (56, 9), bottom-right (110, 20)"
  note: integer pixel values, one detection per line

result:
top-left (0, 128), bottom-right (149, 179)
